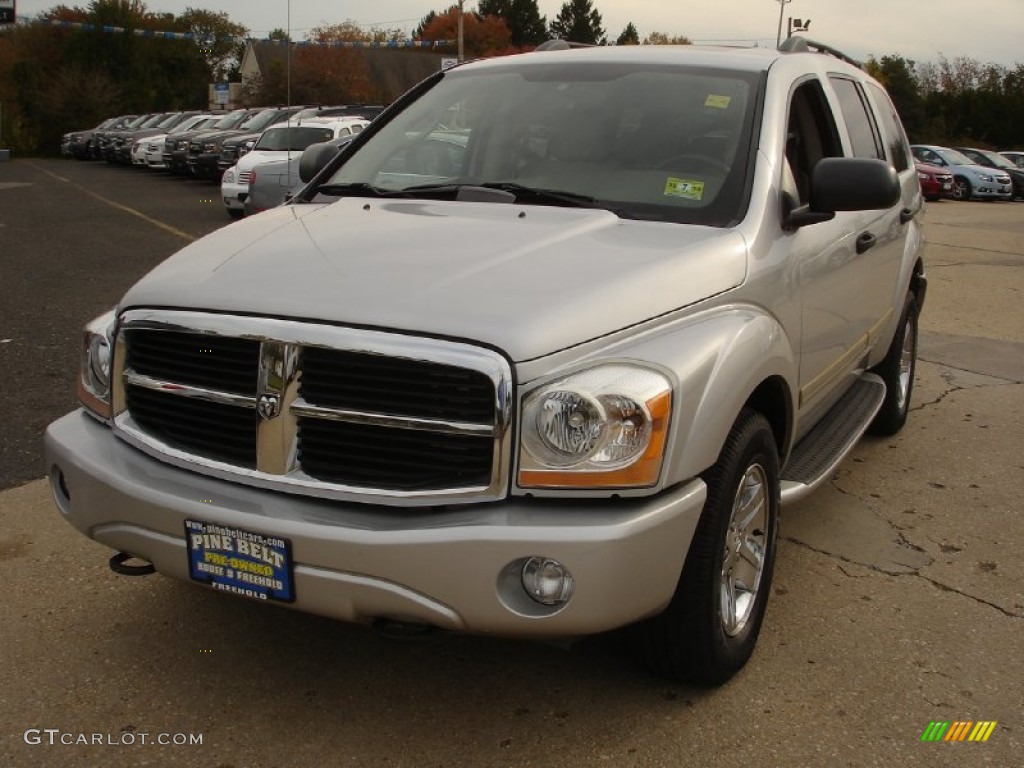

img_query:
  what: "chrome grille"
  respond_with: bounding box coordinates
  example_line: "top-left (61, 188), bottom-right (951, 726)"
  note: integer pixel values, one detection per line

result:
top-left (113, 310), bottom-right (513, 505)
top-left (238, 171), bottom-right (252, 185)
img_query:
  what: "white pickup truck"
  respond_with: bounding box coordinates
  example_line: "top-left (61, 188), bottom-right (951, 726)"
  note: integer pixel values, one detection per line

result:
top-left (46, 38), bottom-right (925, 686)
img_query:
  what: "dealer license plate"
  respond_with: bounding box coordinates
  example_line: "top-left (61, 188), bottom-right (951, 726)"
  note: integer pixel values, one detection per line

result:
top-left (185, 520), bottom-right (294, 602)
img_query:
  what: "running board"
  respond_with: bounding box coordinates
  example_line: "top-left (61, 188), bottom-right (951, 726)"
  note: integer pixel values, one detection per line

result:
top-left (780, 373), bottom-right (886, 505)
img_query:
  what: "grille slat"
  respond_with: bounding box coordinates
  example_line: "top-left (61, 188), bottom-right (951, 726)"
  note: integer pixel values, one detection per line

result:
top-left (298, 419), bottom-right (492, 490)
top-left (301, 347), bottom-right (494, 421)
top-left (127, 386), bottom-right (257, 467)
top-left (127, 330), bottom-right (259, 394)
top-left (122, 325), bottom-right (503, 497)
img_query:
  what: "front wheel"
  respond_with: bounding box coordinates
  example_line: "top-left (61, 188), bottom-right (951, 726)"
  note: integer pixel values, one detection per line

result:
top-left (869, 292), bottom-right (918, 435)
top-left (635, 409), bottom-right (780, 686)
top-left (952, 177), bottom-right (972, 201)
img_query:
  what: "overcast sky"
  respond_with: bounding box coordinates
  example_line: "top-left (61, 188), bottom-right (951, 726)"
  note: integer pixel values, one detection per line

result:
top-left (15, 0), bottom-right (1024, 68)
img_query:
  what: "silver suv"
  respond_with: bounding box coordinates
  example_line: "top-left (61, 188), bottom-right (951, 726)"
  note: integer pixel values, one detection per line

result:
top-left (46, 38), bottom-right (925, 686)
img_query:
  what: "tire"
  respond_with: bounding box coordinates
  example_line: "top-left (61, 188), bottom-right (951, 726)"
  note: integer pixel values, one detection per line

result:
top-left (226, 208), bottom-right (244, 220)
top-left (635, 408), bottom-right (780, 686)
top-left (952, 177), bottom-right (972, 201)
top-left (869, 292), bottom-right (918, 436)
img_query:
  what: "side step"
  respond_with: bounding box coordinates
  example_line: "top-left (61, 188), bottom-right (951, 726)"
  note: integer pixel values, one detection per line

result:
top-left (780, 373), bottom-right (886, 505)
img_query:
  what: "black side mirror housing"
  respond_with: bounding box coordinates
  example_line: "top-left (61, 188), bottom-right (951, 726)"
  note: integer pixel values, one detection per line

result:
top-left (299, 142), bottom-right (341, 183)
top-left (785, 157), bottom-right (900, 229)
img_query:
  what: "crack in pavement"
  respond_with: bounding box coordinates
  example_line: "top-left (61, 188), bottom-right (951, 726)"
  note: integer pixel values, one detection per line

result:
top-left (783, 536), bottom-right (1024, 619)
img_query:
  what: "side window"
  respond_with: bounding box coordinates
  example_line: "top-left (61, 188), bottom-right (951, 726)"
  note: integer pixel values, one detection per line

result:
top-left (784, 79), bottom-right (843, 205)
top-left (864, 82), bottom-right (910, 172)
top-left (829, 76), bottom-right (884, 160)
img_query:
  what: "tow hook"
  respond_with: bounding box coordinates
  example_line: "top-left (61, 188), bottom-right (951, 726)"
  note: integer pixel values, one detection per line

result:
top-left (109, 552), bottom-right (156, 576)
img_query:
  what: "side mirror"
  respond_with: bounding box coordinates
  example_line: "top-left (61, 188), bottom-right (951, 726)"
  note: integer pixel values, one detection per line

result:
top-left (784, 157), bottom-right (900, 229)
top-left (299, 142), bottom-right (341, 183)
top-left (809, 157), bottom-right (900, 212)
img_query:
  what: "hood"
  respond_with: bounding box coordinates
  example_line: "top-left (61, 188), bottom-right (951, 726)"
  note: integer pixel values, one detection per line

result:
top-left (121, 200), bottom-right (747, 362)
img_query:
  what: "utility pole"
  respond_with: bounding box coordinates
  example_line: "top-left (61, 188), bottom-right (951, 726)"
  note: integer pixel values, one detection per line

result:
top-left (458, 0), bottom-right (464, 61)
top-left (775, 0), bottom-right (792, 48)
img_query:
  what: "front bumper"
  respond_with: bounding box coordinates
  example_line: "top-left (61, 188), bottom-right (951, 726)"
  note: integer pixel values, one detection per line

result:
top-left (221, 177), bottom-right (248, 211)
top-left (45, 411), bottom-right (705, 637)
top-left (187, 153), bottom-right (221, 179)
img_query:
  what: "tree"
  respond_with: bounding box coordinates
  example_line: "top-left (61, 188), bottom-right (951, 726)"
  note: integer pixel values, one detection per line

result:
top-left (616, 22), bottom-right (639, 46)
top-left (478, 0), bottom-right (547, 48)
top-left (865, 54), bottom-right (924, 140)
top-left (415, 6), bottom-right (514, 57)
top-left (177, 8), bottom-right (248, 81)
top-left (643, 31), bottom-right (692, 45)
top-left (549, 0), bottom-right (605, 46)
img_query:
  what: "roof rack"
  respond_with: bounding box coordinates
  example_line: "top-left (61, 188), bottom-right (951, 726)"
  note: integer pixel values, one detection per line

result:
top-left (534, 39), bottom-right (596, 51)
top-left (779, 36), bottom-right (861, 69)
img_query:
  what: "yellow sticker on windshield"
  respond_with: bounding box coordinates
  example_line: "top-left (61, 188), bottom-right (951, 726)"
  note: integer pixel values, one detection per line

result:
top-left (705, 94), bottom-right (732, 109)
top-left (665, 177), bottom-right (705, 200)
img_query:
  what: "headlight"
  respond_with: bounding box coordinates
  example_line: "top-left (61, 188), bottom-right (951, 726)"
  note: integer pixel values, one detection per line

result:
top-left (977, 173), bottom-right (993, 182)
top-left (518, 364), bottom-right (672, 489)
top-left (178, 140), bottom-right (189, 150)
top-left (222, 168), bottom-right (235, 183)
top-left (204, 142), bottom-right (218, 153)
top-left (78, 309), bottom-right (117, 420)
top-left (916, 171), bottom-right (928, 181)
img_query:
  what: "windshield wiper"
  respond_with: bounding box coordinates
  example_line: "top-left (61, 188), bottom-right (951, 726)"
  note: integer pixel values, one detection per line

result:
top-left (478, 182), bottom-right (600, 208)
top-left (315, 182), bottom-right (393, 197)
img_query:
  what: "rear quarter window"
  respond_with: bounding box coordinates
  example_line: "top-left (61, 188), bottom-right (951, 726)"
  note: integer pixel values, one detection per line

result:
top-left (864, 82), bottom-right (911, 172)
top-left (829, 76), bottom-right (883, 160)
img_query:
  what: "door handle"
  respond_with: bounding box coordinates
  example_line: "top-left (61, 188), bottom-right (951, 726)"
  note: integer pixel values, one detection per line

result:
top-left (855, 232), bottom-right (876, 254)
top-left (899, 207), bottom-right (916, 224)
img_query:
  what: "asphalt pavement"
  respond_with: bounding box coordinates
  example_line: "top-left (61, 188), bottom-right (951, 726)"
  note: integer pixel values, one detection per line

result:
top-left (0, 159), bottom-right (1021, 767)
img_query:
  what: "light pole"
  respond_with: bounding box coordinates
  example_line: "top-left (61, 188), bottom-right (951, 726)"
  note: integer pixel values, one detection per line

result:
top-left (775, 0), bottom-right (792, 48)
top-left (457, 0), bottom-right (464, 61)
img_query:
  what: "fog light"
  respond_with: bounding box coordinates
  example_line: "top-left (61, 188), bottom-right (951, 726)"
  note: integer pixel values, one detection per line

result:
top-left (521, 557), bottom-right (574, 606)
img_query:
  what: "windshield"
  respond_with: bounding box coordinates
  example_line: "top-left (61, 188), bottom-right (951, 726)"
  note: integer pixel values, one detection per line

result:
top-left (978, 150), bottom-right (1015, 170)
top-left (157, 113), bottom-right (184, 129)
top-left (318, 62), bottom-right (760, 225)
top-left (240, 109), bottom-right (281, 131)
top-left (211, 110), bottom-right (247, 129)
top-left (937, 148), bottom-right (976, 166)
top-left (139, 114), bottom-right (167, 128)
top-left (254, 125), bottom-right (338, 151)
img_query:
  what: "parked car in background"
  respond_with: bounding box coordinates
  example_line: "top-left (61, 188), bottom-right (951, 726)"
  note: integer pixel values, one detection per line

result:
top-left (910, 145), bottom-right (1012, 201)
top-left (98, 113), bottom-right (160, 162)
top-left (165, 108), bottom-right (260, 174)
top-left (142, 114), bottom-right (220, 169)
top-left (64, 117), bottom-right (116, 158)
top-left (956, 147), bottom-right (1024, 199)
top-left (222, 117), bottom-right (369, 218)
top-left (245, 136), bottom-right (354, 216)
top-left (70, 115), bottom-right (137, 160)
top-left (216, 106), bottom-right (308, 178)
top-left (999, 150), bottom-right (1024, 169)
top-left (914, 161), bottom-right (953, 201)
top-left (189, 107), bottom-right (302, 181)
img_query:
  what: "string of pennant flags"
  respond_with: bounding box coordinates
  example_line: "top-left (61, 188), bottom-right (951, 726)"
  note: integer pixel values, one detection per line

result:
top-left (29, 19), bottom-right (453, 48)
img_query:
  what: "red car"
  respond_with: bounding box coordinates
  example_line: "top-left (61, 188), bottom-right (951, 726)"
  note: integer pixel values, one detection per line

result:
top-left (915, 161), bottom-right (954, 201)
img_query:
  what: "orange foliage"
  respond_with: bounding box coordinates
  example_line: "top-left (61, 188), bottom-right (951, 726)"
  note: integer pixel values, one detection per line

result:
top-left (416, 8), bottom-right (517, 58)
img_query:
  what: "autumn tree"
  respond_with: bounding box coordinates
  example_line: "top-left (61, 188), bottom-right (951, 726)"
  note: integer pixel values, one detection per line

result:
top-left (644, 31), bottom-right (692, 45)
top-left (548, 0), bottom-right (605, 45)
top-left (477, 0), bottom-right (547, 48)
top-left (415, 6), bottom-right (514, 57)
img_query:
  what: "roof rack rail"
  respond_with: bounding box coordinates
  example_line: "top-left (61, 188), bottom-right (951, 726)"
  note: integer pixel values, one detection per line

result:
top-left (779, 35), bottom-right (861, 69)
top-left (534, 39), bottom-right (596, 51)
